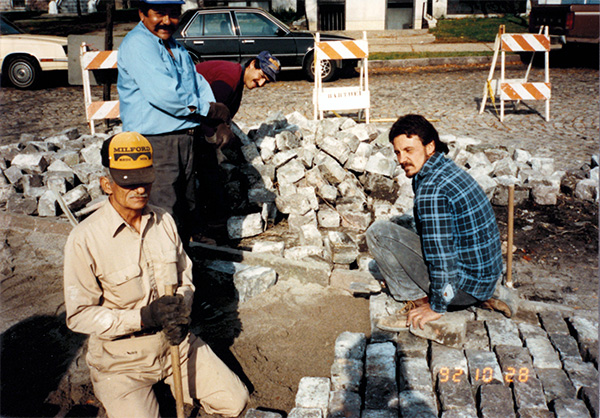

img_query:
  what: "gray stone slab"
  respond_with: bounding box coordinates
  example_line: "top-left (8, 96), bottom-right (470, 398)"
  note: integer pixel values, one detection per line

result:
top-left (398, 357), bottom-right (433, 392)
top-left (563, 359), bottom-right (599, 392)
top-left (479, 384), bottom-right (517, 418)
top-left (288, 408), bottom-right (322, 418)
top-left (536, 368), bottom-right (576, 403)
top-left (552, 398), bottom-right (592, 418)
top-left (476, 308), bottom-right (511, 321)
top-left (516, 409), bottom-right (554, 418)
top-left (441, 410), bottom-right (478, 418)
top-left (486, 319), bottom-right (523, 347)
top-left (548, 333), bottom-right (582, 362)
top-left (398, 390), bottom-right (437, 418)
top-left (227, 213), bottom-right (265, 239)
top-left (465, 349), bottom-right (504, 389)
top-left (437, 369), bottom-right (477, 412)
top-left (245, 409), bottom-right (283, 418)
top-left (366, 352), bottom-right (396, 380)
top-left (580, 340), bottom-right (599, 368)
top-left (568, 316), bottom-right (599, 345)
top-left (495, 345), bottom-right (534, 385)
top-left (464, 320), bottom-right (490, 351)
top-left (518, 322), bottom-right (548, 340)
top-left (233, 265), bottom-right (277, 303)
top-left (295, 377), bottom-right (330, 413)
top-left (364, 376), bottom-right (398, 410)
top-left (525, 336), bottom-right (562, 369)
top-left (396, 328), bottom-right (429, 358)
top-left (360, 410), bottom-right (396, 418)
top-left (513, 376), bottom-right (548, 410)
top-left (334, 332), bottom-right (367, 360)
top-left (580, 386), bottom-right (599, 418)
top-left (539, 311), bottom-right (570, 335)
top-left (331, 358), bottom-right (363, 392)
top-left (328, 390), bottom-right (361, 418)
top-left (430, 343), bottom-right (468, 382)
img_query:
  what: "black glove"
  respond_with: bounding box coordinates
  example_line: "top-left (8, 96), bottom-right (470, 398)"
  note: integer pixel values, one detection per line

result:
top-left (163, 316), bottom-right (191, 346)
top-left (206, 102), bottom-right (231, 124)
top-left (214, 123), bottom-right (235, 149)
top-left (140, 295), bottom-right (186, 329)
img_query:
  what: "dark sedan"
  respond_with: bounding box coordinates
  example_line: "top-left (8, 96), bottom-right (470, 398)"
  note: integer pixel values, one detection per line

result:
top-left (173, 7), bottom-right (357, 81)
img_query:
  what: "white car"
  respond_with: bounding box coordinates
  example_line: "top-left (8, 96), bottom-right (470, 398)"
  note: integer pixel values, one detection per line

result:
top-left (0, 17), bottom-right (68, 89)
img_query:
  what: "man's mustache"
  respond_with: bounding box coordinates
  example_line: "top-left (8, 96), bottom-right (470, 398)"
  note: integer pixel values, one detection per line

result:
top-left (156, 24), bottom-right (175, 31)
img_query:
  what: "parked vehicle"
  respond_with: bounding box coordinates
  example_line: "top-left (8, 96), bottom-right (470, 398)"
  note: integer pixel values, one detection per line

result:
top-left (173, 7), bottom-right (357, 82)
top-left (0, 16), bottom-right (68, 89)
top-left (529, 0), bottom-right (600, 45)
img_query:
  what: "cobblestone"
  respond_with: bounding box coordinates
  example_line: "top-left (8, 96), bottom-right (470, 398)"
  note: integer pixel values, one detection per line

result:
top-left (1, 67), bottom-right (597, 173)
top-left (287, 292), bottom-right (598, 418)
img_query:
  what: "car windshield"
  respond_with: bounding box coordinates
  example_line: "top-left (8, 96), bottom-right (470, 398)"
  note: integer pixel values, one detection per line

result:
top-left (1, 18), bottom-right (23, 35)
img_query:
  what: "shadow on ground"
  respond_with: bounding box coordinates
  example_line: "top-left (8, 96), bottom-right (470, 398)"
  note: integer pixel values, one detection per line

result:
top-left (0, 314), bottom-right (87, 417)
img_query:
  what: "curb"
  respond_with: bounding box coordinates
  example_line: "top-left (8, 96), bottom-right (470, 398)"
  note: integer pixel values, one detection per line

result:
top-left (368, 54), bottom-right (522, 68)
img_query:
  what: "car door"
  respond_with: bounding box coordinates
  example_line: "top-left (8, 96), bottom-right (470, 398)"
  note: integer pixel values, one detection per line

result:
top-left (233, 10), bottom-right (299, 69)
top-left (178, 11), bottom-right (240, 62)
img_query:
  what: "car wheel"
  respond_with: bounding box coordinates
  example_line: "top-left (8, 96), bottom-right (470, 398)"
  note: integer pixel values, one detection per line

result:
top-left (6, 55), bottom-right (41, 89)
top-left (304, 52), bottom-right (336, 82)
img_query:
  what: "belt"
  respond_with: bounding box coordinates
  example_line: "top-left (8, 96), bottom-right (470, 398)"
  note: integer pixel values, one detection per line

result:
top-left (113, 329), bottom-right (159, 341)
top-left (172, 128), bottom-right (197, 136)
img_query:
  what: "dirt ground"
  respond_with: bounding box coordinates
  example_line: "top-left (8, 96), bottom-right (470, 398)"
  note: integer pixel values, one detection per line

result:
top-left (2, 186), bottom-right (596, 417)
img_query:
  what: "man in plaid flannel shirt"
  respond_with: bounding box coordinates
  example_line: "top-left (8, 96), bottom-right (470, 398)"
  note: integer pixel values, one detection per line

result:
top-left (367, 114), bottom-right (510, 332)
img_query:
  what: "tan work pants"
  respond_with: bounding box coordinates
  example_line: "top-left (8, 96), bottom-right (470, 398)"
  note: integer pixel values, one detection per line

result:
top-left (87, 332), bottom-right (248, 418)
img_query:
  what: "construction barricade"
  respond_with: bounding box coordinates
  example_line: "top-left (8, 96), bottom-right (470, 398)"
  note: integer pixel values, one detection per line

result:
top-left (479, 25), bottom-right (551, 122)
top-left (313, 32), bottom-right (370, 123)
top-left (80, 43), bottom-right (120, 134)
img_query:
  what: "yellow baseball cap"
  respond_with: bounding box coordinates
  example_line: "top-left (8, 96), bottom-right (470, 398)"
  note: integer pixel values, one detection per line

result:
top-left (101, 132), bottom-right (155, 186)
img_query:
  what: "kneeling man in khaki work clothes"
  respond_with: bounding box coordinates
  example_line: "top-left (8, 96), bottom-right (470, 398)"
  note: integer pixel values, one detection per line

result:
top-left (63, 132), bottom-right (248, 417)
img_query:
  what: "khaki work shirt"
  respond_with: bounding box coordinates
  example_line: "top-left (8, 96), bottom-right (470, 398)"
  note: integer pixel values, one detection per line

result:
top-left (64, 200), bottom-right (194, 340)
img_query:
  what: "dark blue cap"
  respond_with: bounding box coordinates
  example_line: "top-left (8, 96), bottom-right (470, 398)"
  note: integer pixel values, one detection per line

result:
top-left (256, 51), bottom-right (280, 81)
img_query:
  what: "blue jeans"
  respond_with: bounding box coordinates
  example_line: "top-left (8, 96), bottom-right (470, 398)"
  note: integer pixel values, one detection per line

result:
top-left (366, 220), bottom-right (478, 307)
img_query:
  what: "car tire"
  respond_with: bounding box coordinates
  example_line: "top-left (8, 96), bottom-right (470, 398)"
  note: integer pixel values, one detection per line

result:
top-left (304, 51), bottom-right (336, 82)
top-left (6, 55), bottom-right (41, 89)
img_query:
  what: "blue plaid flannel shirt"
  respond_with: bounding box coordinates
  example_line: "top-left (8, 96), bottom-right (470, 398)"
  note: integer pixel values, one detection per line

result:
top-left (413, 152), bottom-right (502, 313)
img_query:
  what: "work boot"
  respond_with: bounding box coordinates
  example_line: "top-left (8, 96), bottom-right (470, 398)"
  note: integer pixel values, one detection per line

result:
top-left (480, 298), bottom-right (512, 318)
top-left (399, 296), bottom-right (429, 314)
top-left (376, 312), bottom-right (409, 332)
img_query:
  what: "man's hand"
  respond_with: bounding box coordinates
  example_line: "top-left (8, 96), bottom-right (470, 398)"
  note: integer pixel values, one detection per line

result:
top-left (214, 123), bottom-right (235, 149)
top-left (207, 102), bottom-right (231, 124)
top-left (163, 316), bottom-right (191, 346)
top-left (406, 303), bottom-right (442, 330)
top-left (140, 294), bottom-right (188, 329)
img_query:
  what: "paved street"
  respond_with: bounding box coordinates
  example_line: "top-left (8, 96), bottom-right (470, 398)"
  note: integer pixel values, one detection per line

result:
top-left (1, 63), bottom-right (598, 172)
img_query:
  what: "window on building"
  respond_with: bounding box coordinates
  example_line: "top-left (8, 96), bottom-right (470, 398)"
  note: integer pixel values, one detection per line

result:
top-left (447, 0), bottom-right (527, 15)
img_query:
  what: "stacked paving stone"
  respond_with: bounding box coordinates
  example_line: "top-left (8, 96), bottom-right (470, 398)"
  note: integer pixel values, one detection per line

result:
top-left (0, 113), bottom-right (597, 224)
top-left (243, 297), bottom-right (598, 418)
top-left (0, 127), bottom-right (111, 217)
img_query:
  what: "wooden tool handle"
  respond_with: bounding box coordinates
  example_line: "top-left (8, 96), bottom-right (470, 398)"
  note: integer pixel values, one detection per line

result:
top-left (165, 284), bottom-right (185, 418)
top-left (506, 185), bottom-right (514, 288)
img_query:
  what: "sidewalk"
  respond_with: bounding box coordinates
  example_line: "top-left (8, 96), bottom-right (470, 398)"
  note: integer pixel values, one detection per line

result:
top-left (324, 28), bottom-right (517, 68)
top-left (327, 29), bottom-right (496, 54)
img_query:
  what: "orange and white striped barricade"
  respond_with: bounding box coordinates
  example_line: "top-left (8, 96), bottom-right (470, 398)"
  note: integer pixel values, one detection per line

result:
top-left (80, 43), bottom-right (120, 134)
top-left (313, 32), bottom-right (369, 123)
top-left (479, 26), bottom-right (551, 122)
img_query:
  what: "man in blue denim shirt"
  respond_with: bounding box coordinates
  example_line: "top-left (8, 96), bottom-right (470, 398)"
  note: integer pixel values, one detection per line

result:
top-left (367, 114), bottom-right (510, 332)
top-left (118, 0), bottom-right (233, 242)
